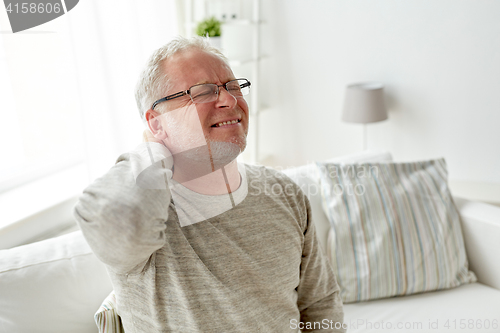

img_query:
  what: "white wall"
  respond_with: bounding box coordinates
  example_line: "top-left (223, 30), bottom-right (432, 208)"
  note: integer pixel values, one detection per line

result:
top-left (258, 0), bottom-right (500, 195)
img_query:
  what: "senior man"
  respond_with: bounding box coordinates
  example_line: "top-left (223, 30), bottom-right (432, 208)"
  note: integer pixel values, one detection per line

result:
top-left (74, 36), bottom-right (345, 332)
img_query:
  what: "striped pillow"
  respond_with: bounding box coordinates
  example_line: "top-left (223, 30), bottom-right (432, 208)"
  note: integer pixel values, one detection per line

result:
top-left (316, 159), bottom-right (476, 303)
top-left (95, 291), bottom-right (125, 333)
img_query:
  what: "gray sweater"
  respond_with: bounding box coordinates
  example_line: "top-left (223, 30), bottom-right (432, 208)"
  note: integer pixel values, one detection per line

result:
top-left (74, 143), bottom-right (345, 332)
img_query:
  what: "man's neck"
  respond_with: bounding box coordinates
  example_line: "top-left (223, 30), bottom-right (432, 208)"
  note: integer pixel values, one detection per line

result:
top-left (172, 159), bottom-right (241, 195)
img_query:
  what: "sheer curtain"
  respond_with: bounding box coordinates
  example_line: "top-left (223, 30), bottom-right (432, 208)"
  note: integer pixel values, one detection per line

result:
top-left (0, 0), bottom-right (181, 241)
top-left (67, 0), bottom-right (181, 180)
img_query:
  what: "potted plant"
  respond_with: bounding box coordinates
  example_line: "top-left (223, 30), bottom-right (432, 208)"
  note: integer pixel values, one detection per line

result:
top-left (196, 16), bottom-right (222, 49)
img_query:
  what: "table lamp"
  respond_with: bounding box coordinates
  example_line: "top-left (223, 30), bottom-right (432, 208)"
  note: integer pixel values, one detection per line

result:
top-left (342, 82), bottom-right (388, 150)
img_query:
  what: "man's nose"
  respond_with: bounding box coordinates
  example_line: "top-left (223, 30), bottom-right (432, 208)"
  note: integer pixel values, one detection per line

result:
top-left (215, 86), bottom-right (237, 108)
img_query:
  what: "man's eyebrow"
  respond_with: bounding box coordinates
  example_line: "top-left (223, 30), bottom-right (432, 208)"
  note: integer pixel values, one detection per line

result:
top-left (193, 78), bottom-right (236, 86)
top-left (188, 80), bottom-right (210, 86)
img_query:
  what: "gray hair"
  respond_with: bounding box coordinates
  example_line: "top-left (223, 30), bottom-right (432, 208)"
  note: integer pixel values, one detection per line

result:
top-left (135, 36), bottom-right (229, 120)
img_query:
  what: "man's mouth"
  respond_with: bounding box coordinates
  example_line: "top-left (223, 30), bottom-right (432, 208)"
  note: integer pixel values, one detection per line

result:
top-left (211, 119), bottom-right (241, 128)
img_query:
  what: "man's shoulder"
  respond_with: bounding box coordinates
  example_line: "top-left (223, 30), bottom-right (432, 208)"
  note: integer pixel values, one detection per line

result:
top-left (241, 163), bottom-right (310, 230)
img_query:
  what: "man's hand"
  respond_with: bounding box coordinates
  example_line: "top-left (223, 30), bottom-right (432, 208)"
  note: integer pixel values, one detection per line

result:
top-left (143, 129), bottom-right (165, 146)
top-left (141, 129), bottom-right (173, 171)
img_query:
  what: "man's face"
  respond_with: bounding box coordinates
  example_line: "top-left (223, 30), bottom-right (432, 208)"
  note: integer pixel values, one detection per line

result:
top-left (157, 48), bottom-right (249, 157)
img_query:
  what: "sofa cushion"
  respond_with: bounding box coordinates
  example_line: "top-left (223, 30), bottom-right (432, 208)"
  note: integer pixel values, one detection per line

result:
top-left (454, 197), bottom-right (500, 290)
top-left (283, 150), bottom-right (393, 253)
top-left (317, 158), bottom-right (476, 303)
top-left (0, 230), bottom-right (113, 333)
top-left (343, 282), bottom-right (500, 333)
top-left (95, 290), bottom-right (125, 333)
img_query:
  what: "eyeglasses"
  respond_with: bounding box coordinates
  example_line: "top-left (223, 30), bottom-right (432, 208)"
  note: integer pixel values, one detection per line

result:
top-left (151, 78), bottom-right (251, 110)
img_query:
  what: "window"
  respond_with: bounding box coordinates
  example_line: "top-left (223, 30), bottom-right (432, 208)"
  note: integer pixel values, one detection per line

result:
top-left (0, 14), bottom-right (84, 194)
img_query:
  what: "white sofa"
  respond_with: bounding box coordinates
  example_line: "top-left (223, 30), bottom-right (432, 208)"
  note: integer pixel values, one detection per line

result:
top-left (282, 151), bottom-right (500, 333)
top-left (1, 151), bottom-right (500, 333)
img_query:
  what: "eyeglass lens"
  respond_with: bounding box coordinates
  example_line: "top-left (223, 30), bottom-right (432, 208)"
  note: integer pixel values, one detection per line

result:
top-left (190, 79), bottom-right (250, 104)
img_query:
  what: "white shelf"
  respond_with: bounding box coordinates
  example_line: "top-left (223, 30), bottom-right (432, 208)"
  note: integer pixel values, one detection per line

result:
top-left (187, 0), bottom-right (266, 164)
top-left (222, 19), bottom-right (266, 26)
top-left (259, 105), bottom-right (271, 114)
top-left (228, 55), bottom-right (268, 67)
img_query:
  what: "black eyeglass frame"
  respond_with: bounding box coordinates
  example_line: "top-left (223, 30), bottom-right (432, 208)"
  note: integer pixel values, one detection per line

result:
top-left (151, 78), bottom-right (251, 110)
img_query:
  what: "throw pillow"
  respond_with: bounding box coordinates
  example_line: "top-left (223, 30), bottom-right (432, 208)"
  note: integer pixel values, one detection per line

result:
top-left (316, 158), bottom-right (476, 303)
top-left (95, 290), bottom-right (125, 333)
top-left (283, 150), bottom-right (393, 256)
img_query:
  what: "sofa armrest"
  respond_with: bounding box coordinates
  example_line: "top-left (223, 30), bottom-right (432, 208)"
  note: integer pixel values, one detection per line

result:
top-left (454, 196), bottom-right (500, 290)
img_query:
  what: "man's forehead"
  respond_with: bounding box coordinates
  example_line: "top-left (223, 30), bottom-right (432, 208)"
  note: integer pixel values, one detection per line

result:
top-left (163, 49), bottom-right (233, 86)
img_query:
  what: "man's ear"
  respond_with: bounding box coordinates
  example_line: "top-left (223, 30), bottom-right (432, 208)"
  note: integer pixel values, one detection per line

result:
top-left (145, 109), bottom-right (167, 140)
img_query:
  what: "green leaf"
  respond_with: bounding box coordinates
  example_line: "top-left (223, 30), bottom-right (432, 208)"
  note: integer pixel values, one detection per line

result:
top-left (195, 16), bottom-right (222, 37)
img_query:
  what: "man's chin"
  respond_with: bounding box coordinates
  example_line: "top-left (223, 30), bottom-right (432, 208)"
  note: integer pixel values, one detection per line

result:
top-left (207, 140), bottom-right (243, 169)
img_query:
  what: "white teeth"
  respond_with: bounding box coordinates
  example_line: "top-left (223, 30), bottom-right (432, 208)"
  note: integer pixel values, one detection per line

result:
top-left (215, 119), bottom-right (239, 127)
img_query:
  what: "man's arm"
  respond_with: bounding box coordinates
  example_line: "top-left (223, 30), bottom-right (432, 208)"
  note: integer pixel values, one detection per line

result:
top-left (296, 196), bottom-right (346, 333)
top-left (73, 140), bottom-right (172, 275)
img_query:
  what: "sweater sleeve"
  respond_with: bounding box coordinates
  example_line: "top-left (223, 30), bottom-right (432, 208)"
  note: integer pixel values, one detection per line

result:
top-left (297, 195), bottom-right (346, 333)
top-left (73, 142), bottom-right (173, 275)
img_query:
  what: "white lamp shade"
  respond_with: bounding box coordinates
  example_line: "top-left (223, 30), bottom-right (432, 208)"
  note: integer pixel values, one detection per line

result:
top-left (342, 82), bottom-right (388, 124)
